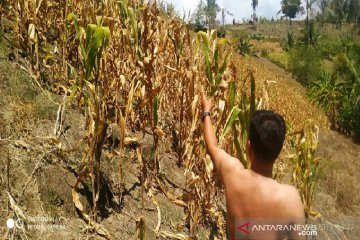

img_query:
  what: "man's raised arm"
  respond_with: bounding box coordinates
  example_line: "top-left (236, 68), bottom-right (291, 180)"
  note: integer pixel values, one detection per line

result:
top-left (201, 91), bottom-right (244, 178)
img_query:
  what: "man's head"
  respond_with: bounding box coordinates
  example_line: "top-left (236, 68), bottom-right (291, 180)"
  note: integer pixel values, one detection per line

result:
top-left (248, 110), bottom-right (286, 164)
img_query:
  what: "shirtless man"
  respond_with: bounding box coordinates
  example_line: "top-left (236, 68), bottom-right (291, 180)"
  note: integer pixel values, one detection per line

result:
top-left (201, 92), bottom-right (305, 240)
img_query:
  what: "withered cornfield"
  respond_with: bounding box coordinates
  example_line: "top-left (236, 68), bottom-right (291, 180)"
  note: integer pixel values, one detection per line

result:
top-left (1, 0), bottom-right (329, 239)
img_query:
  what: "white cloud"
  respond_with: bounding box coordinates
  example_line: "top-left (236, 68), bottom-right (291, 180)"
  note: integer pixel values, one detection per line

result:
top-left (165, 0), bottom-right (283, 23)
top-left (166, 0), bottom-right (198, 14)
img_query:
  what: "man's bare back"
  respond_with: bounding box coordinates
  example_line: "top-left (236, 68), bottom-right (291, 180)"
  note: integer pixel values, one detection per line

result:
top-left (201, 92), bottom-right (305, 239)
top-left (223, 163), bottom-right (305, 239)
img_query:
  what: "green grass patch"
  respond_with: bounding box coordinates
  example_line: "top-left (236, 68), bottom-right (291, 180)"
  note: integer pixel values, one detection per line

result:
top-left (267, 52), bottom-right (289, 70)
top-left (321, 59), bottom-right (334, 73)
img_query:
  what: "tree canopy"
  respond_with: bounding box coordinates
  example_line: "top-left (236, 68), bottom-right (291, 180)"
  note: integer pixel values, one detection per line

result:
top-left (252, 0), bottom-right (259, 21)
top-left (316, 0), bottom-right (360, 28)
top-left (281, 0), bottom-right (303, 23)
top-left (192, 0), bottom-right (220, 30)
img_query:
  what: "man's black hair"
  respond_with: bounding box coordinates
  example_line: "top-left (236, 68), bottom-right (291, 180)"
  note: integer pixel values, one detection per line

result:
top-left (249, 110), bottom-right (286, 163)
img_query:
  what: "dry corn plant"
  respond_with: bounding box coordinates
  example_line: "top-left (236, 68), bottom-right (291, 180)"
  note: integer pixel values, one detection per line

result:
top-left (289, 120), bottom-right (322, 218)
top-left (0, 1), bottom-right (2, 29)
top-left (5, 0), bottom-right (299, 239)
top-left (176, 30), bottom-right (238, 238)
top-left (221, 72), bottom-right (264, 169)
top-left (5, 1), bottom-right (238, 237)
top-left (197, 30), bottom-right (231, 97)
top-left (65, 13), bottom-right (114, 239)
top-left (12, 0), bottom-right (38, 69)
top-left (63, 1), bottom-right (203, 238)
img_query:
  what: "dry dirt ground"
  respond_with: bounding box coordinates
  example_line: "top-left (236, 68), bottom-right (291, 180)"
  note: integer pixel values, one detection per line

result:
top-left (0, 32), bottom-right (210, 240)
top-left (0, 31), bottom-right (359, 240)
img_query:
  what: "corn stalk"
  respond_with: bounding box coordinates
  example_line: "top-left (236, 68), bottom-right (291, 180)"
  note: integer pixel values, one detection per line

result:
top-left (221, 72), bottom-right (261, 168)
top-left (197, 30), bottom-right (231, 97)
top-left (289, 121), bottom-right (322, 218)
top-left (67, 13), bottom-right (110, 222)
top-left (6, 0), bottom-right (252, 238)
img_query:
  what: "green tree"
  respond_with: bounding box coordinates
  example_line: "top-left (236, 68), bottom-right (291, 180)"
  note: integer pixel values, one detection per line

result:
top-left (330, 0), bottom-right (348, 28)
top-left (317, 0), bottom-right (330, 25)
top-left (289, 45), bottom-right (322, 85)
top-left (281, 0), bottom-right (304, 25)
top-left (303, 1), bottom-right (318, 46)
top-left (252, 0), bottom-right (259, 22)
top-left (193, 0), bottom-right (220, 30)
top-left (206, 0), bottom-right (220, 30)
top-left (348, 0), bottom-right (359, 21)
top-left (309, 72), bottom-right (346, 127)
top-left (309, 47), bottom-right (360, 138)
top-left (348, 0), bottom-right (359, 30)
top-left (193, 0), bottom-right (207, 31)
top-left (338, 94), bottom-right (360, 140)
top-left (221, 8), bottom-right (233, 26)
top-left (304, 0), bottom-right (317, 22)
top-left (333, 48), bottom-right (360, 139)
top-left (301, 20), bottom-right (319, 46)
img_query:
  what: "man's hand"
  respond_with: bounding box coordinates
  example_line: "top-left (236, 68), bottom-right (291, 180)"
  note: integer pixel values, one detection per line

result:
top-left (201, 90), bottom-right (212, 112)
top-left (201, 88), bottom-right (244, 183)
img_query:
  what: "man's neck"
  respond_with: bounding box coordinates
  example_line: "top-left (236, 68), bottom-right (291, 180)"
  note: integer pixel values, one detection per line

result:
top-left (250, 160), bottom-right (273, 178)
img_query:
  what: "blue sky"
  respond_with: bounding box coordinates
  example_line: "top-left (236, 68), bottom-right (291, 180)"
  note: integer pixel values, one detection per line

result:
top-left (165, 0), bottom-right (283, 23)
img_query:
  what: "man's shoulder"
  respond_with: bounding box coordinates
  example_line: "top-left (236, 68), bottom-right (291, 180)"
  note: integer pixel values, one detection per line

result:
top-left (277, 184), bottom-right (304, 218)
top-left (274, 183), bottom-right (301, 202)
top-left (223, 168), bottom-right (251, 190)
top-left (232, 168), bottom-right (252, 181)
top-left (279, 184), bottom-right (300, 197)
